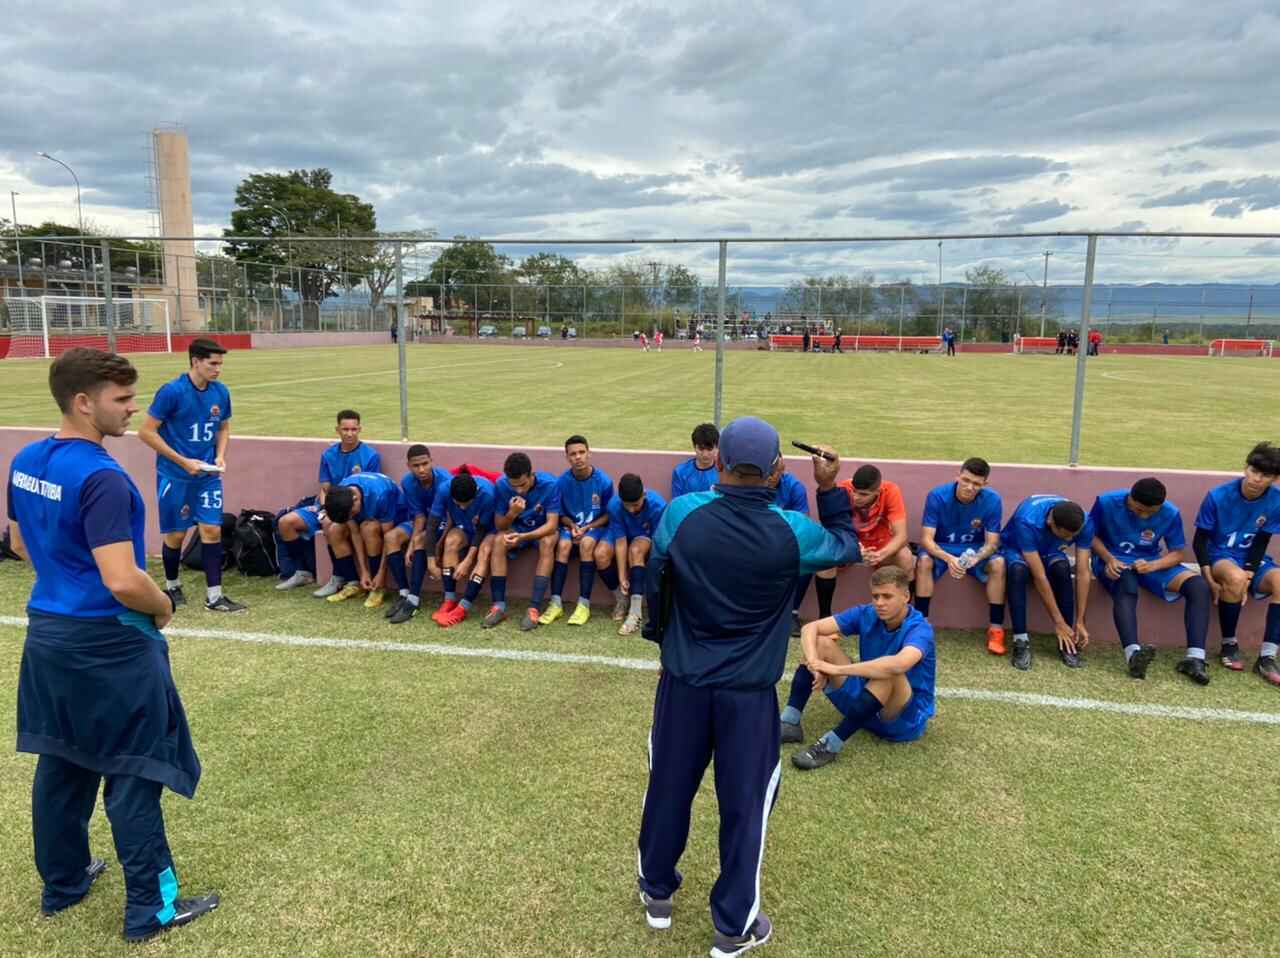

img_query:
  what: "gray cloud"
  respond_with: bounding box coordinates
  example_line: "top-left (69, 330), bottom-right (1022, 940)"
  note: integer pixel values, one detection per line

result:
top-left (995, 199), bottom-right (1076, 229)
top-left (1176, 129), bottom-right (1280, 151)
top-left (815, 155), bottom-right (1069, 194)
top-left (1140, 176), bottom-right (1280, 214)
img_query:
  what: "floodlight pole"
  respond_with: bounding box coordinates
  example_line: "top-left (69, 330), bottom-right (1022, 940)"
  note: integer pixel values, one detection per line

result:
top-left (1068, 234), bottom-right (1098, 466)
top-left (395, 240), bottom-right (409, 441)
top-left (1040, 250), bottom-right (1052, 336)
top-left (9, 191), bottom-right (22, 291)
top-left (714, 240), bottom-right (727, 428)
top-left (101, 240), bottom-right (115, 353)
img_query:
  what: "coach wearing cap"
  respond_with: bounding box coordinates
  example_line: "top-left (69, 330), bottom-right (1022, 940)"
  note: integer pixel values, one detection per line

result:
top-left (635, 416), bottom-right (859, 955)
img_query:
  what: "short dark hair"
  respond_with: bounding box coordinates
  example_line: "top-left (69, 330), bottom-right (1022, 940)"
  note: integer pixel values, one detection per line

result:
top-left (618, 473), bottom-right (644, 503)
top-left (691, 423), bottom-right (719, 449)
top-left (852, 464), bottom-right (881, 491)
top-left (48, 348), bottom-right (138, 414)
top-left (188, 337), bottom-right (227, 364)
top-left (870, 565), bottom-right (911, 593)
top-left (337, 409), bottom-right (361, 424)
top-left (406, 443), bottom-right (431, 460)
top-left (1246, 441), bottom-right (1280, 478)
top-left (1130, 477), bottom-right (1167, 507)
top-left (450, 472), bottom-right (477, 503)
top-left (324, 487), bottom-right (356, 523)
top-left (564, 434), bottom-right (589, 451)
top-left (1050, 501), bottom-right (1085, 534)
top-left (960, 457), bottom-right (991, 479)
top-left (503, 452), bottom-right (532, 479)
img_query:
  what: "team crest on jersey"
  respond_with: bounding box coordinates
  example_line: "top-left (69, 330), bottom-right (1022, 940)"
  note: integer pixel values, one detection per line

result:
top-left (970, 518), bottom-right (983, 529)
top-left (1258, 515), bottom-right (1268, 528)
top-left (592, 494), bottom-right (601, 508)
top-left (1140, 529), bottom-right (1156, 543)
top-left (180, 504), bottom-right (191, 517)
top-left (351, 466), bottom-right (362, 474)
top-left (209, 405), bottom-right (220, 418)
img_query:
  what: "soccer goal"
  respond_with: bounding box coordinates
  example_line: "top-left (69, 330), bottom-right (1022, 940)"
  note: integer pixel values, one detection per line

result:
top-left (1013, 335), bottom-right (1060, 354)
top-left (1, 296), bottom-right (172, 358)
top-left (1208, 338), bottom-right (1274, 358)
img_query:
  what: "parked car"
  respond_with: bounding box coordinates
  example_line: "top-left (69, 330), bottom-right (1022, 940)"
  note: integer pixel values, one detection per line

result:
top-left (536, 325), bottom-right (552, 338)
top-left (567, 327), bottom-right (578, 339)
top-left (478, 324), bottom-right (498, 337)
top-left (512, 326), bottom-right (527, 338)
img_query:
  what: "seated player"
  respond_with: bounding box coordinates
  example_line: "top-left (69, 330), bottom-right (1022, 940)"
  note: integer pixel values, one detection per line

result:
top-left (914, 458), bottom-right (1007, 653)
top-left (670, 422), bottom-right (719, 498)
top-left (381, 444), bottom-right (452, 624)
top-left (429, 471), bottom-right (499, 628)
top-left (276, 409), bottom-right (380, 592)
top-left (546, 435), bottom-right (622, 626)
top-left (321, 471), bottom-right (403, 607)
top-left (1001, 495), bottom-right (1093, 671)
top-left (608, 474), bottom-right (667, 635)
top-left (768, 460), bottom-right (814, 637)
top-left (1089, 478), bottom-right (1213, 683)
top-left (813, 464), bottom-right (914, 621)
top-left (1194, 442), bottom-right (1280, 686)
top-left (784, 566), bottom-right (936, 770)
top-left (489, 453), bottom-right (562, 631)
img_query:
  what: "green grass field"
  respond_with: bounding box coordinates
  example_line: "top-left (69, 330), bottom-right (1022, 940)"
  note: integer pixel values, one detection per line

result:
top-left (1, 564), bottom-right (1278, 957)
top-left (3, 343), bottom-right (1276, 470)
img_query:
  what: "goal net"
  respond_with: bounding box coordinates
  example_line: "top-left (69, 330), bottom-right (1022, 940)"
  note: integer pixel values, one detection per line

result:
top-left (1, 296), bottom-right (172, 359)
top-left (1208, 338), bottom-right (1273, 358)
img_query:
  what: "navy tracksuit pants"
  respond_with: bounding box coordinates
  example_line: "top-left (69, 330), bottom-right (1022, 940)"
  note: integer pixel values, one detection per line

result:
top-left (637, 670), bottom-right (782, 937)
top-left (34, 754), bottom-right (179, 938)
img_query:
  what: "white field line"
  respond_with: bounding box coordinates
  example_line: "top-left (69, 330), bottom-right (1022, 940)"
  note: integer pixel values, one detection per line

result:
top-left (2, 615), bottom-right (1278, 726)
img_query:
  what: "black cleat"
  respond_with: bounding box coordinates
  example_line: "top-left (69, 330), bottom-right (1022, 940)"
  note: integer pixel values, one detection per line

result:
top-left (1059, 647), bottom-right (1083, 669)
top-left (790, 613), bottom-right (802, 638)
top-left (1012, 638), bottom-right (1033, 671)
top-left (383, 596), bottom-right (406, 619)
top-left (164, 586), bottom-right (186, 608)
top-left (42, 858), bottom-right (108, 917)
top-left (780, 720), bottom-right (804, 744)
top-left (1255, 655), bottom-right (1280, 688)
top-left (1220, 643), bottom-right (1244, 671)
top-left (1175, 657), bottom-right (1210, 686)
top-left (792, 738), bottom-right (839, 770)
top-left (204, 595), bottom-right (247, 613)
top-left (124, 892), bottom-right (220, 943)
top-left (387, 601), bottom-right (418, 625)
top-left (1127, 644), bottom-right (1156, 679)
top-left (639, 888), bottom-right (673, 930)
top-left (710, 912), bottom-right (773, 957)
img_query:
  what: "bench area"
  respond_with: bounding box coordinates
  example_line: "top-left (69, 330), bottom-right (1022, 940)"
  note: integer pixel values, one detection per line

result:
top-left (769, 334), bottom-right (942, 352)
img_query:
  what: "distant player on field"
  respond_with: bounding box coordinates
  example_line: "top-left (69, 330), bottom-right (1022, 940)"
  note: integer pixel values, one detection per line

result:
top-left (321, 472), bottom-right (404, 608)
top-left (942, 326), bottom-right (956, 356)
top-left (691, 328), bottom-right (703, 352)
top-left (608, 474), bottom-right (666, 635)
top-left (670, 422), bottom-right (719, 498)
top-left (380, 445), bottom-right (452, 624)
top-left (138, 337), bottom-right (245, 613)
top-left (639, 331), bottom-right (649, 352)
top-left (489, 453), bottom-right (562, 631)
top-left (545, 435), bottom-right (622, 626)
top-left (654, 329), bottom-right (664, 352)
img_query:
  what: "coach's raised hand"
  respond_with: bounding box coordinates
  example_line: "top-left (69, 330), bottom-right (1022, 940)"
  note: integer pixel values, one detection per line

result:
top-left (811, 444), bottom-right (840, 491)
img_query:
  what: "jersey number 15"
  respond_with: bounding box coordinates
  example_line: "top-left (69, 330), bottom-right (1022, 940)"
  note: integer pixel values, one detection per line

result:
top-left (189, 422), bottom-right (215, 442)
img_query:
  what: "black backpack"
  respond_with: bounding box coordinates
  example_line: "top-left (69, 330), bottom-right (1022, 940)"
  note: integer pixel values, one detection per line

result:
top-left (180, 513), bottom-right (239, 571)
top-left (231, 509), bottom-right (279, 577)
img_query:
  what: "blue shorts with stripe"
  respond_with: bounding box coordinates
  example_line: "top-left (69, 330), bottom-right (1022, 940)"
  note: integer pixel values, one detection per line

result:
top-left (1091, 557), bottom-right (1191, 602)
top-left (558, 524), bottom-right (617, 546)
top-left (157, 473), bottom-right (222, 534)
top-left (825, 678), bottom-right (930, 742)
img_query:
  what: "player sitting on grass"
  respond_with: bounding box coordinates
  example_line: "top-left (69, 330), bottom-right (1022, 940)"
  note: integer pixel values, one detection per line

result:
top-left (609, 474), bottom-right (667, 635)
top-left (428, 471), bottom-right (498, 628)
top-left (545, 435), bottom-right (622, 626)
top-left (278, 409), bottom-right (381, 593)
top-left (381, 445), bottom-right (453, 624)
top-left (768, 460), bottom-right (814, 637)
top-left (914, 458), bottom-right (1007, 654)
top-left (1194, 441), bottom-right (1280, 687)
top-left (670, 423), bottom-right (719, 498)
top-left (489, 453), bottom-right (562, 631)
top-left (784, 565), bottom-right (936, 770)
top-left (1089, 478), bottom-right (1213, 683)
top-left (1001, 495), bottom-right (1093, 671)
top-left (813, 464), bottom-right (913, 621)
top-left (321, 472), bottom-right (403, 608)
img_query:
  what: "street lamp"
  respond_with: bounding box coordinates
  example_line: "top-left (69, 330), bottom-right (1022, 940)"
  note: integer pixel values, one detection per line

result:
top-left (37, 151), bottom-right (89, 296)
top-left (9, 191), bottom-right (22, 291)
top-left (1039, 250), bottom-right (1052, 337)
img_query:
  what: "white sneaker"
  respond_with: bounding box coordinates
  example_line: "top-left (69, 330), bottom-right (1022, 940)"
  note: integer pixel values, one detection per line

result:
top-left (276, 571), bottom-right (316, 591)
top-left (312, 576), bottom-right (344, 598)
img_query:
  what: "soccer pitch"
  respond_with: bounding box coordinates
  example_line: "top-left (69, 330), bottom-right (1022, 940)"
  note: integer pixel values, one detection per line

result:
top-left (2, 343), bottom-right (1275, 470)
top-left (1, 566), bottom-right (1278, 957)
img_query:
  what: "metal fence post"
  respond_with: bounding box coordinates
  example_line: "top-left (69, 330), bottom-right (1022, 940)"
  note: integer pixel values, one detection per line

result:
top-left (960, 287), bottom-right (968, 344)
top-left (1068, 234), bottom-right (1098, 466)
top-left (714, 240), bottom-right (727, 427)
top-left (897, 285), bottom-right (905, 346)
top-left (396, 241), bottom-right (409, 441)
top-left (101, 240), bottom-right (115, 353)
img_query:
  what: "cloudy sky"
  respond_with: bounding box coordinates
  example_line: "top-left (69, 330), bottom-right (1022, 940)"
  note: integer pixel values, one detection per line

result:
top-left (2, 0), bottom-right (1279, 286)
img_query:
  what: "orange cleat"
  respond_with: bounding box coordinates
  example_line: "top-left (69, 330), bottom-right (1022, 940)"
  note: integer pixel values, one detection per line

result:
top-left (437, 604), bottom-right (469, 628)
top-left (432, 599), bottom-right (458, 624)
top-left (986, 625), bottom-right (1007, 656)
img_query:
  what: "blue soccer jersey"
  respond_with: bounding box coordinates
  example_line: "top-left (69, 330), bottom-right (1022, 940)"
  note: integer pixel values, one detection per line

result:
top-left (320, 442), bottom-right (381, 487)
top-left (438, 476), bottom-right (497, 539)
top-left (338, 472), bottom-right (402, 524)
top-left (922, 482), bottom-right (1003, 548)
top-left (1195, 479), bottom-right (1280, 563)
top-left (8, 437), bottom-right (146, 618)
top-left (147, 373), bottom-right (232, 480)
top-left (401, 466), bottom-right (452, 520)
top-left (832, 604), bottom-right (937, 718)
top-left (557, 466), bottom-right (614, 527)
top-left (772, 473), bottom-right (810, 514)
top-left (671, 457), bottom-right (717, 498)
top-left (494, 471), bottom-right (562, 533)
top-left (1089, 489), bottom-right (1186, 561)
top-left (607, 489), bottom-right (668, 540)
top-left (1001, 494), bottom-right (1093, 558)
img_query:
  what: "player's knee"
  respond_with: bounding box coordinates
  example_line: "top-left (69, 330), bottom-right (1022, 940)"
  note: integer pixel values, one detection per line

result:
top-left (198, 523), bottom-right (221, 544)
top-left (629, 541), bottom-right (650, 565)
top-left (555, 537), bottom-right (572, 561)
top-left (1008, 562), bottom-right (1029, 587)
top-left (578, 538), bottom-right (595, 561)
top-left (917, 554), bottom-right (934, 577)
top-left (817, 566), bottom-right (837, 580)
top-left (593, 542), bottom-right (613, 567)
top-left (987, 555), bottom-right (1006, 576)
top-left (537, 535), bottom-right (555, 556)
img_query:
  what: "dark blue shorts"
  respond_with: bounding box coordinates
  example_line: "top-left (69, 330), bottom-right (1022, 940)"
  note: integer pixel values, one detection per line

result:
top-left (156, 473), bottom-right (222, 534)
top-left (825, 678), bottom-right (931, 742)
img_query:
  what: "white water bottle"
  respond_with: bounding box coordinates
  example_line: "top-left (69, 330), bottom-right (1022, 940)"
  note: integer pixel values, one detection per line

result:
top-left (958, 548), bottom-right (978, 570)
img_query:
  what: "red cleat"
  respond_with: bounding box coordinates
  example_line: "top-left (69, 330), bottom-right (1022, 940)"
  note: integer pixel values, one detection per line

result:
top-left (986, 626), bottom-right (1007, 656)
top-left (432, 599), bottom-right (458, 624)
top-left (437, 604), bottom-right (469, 628)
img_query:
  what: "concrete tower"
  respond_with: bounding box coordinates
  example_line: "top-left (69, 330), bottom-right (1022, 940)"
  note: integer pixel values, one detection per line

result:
top-left (152, 128), bottom-right (201, 329)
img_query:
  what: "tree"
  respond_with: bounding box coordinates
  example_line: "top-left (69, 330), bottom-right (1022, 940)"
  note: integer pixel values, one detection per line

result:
top-left (404, 240), bottom-right (513, 312)
top-left (365, 230), bottom-right (436, 308)
top-left (1, 220), bottom-right (162, 295)
top-left (959, 266), bottom-right (1032, 342)
top-left (780, 274), bottom-right (875, 328)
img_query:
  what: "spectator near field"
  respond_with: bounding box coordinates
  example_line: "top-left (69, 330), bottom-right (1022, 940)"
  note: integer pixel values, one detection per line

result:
top-left (942, 326), bottom-right (956, 356)
top-left (767, 460), bottom-right (814, 638)
top-left (545, 435), bottom-right (623, 627)
top-left (1194, 442), bottom-right (1280, 686)
top-left (913, 458), bottom-right (1007, 654)
top-left (691, 328), bottom-right (703, 351)
top-left (608, 473), bottom-right (667, 635)
top-left (276, 409), bottom-right (381, 593)
top-left (1088, 479), bottom-right (1213, 684)
top-left (784, 566), bottom-right (937, 772)
top-left (137, 337), bottom-right (245, 613)
top-left (802, 329), bottom-right (811, 353)
top-left (321, 472), bottom-right (404, 608)
top-left (1056, 330), bottom-right (1067, 354)
top-left (813, 464), bottom-right (913, 621)
top-left (1000, 495), bottom-right (1093, 671)
top-left (428, 471), bottom-right (499, 628)
top-left (1088, 328), bottom-right (1102, 356)
top-left (670, 423), bottom-right (720, 498)
top-left (489, 452), bottom-right (562, 631)
top-left (379, 445), bottom-right (453, 624)
top-left (832, 329), bottom-right (843, 353)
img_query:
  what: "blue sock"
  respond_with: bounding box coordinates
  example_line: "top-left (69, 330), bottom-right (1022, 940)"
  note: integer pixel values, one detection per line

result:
top-left (284, 536), bottom-right (308, 570)
top-left (629, 564), bottom-right (646, 597)
top-left (409, 550), bottom-right (426, 597)
top-left (1007, 562), bottom-right (1029, 635)
top-left (491, 576), bottom-right (507, 610)
top-left (793, 573), bottom-right (812, 613)
top-left (532, 574), bottom-right (549, 606)
top-left (1180, 575), bottom-right (1210, 651)
top-left (1219, 601), bottom-right (1242, 643)
top-left (551, 561), bottom-right (569, 600)
top-left (202, 541), bottom-right (223, 590)
top-left (828, 686), bottom-right (884, 749)
top-left (162, 544), bottom-right (181, 583)
top-left (443, 568), bottom-right (456, 601)
top-left (387, 551), bottom-right (407, 592)
top-left (915, 595), bottom-right (932, 617)
top-left (989, 603), bottom-right (1004, 627)
top-left (335, 555), bottom-right (357, 581)
top-left (599, 562), bottom-right (620, 591)
top-left (780, 705), bottom-right (803, 725)
top-left (368, 554), bottom-right (381, 580)
top-left (1265, 603), bottom-right (1280, 647)
top-left (786, 664), bottom-right (814, 713)
top-left (462, 574), bottom-right (484, 608)
top-left (578, 563), bottom-right (596, 604)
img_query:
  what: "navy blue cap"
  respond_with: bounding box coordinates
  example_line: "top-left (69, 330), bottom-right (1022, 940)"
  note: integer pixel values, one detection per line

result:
top-left (719, 416), bottom-right (781, 475)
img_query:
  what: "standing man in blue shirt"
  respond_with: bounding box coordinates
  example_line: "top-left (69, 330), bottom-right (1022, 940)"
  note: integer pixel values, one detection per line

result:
top-left (635, 417), bottom-right (859, 956)
top-left (545, 435), bottom-right (622, 626)
top-left (670, 422), bottom-right (719, 498)
top-left (7, 348), bottom-right (219, 943)
top-left (1194, 442), bottom-right (1280, 686)
top-left (138, 337), bottom-right (245, 613)
top-left (942, 325), bottom-right (957, 356)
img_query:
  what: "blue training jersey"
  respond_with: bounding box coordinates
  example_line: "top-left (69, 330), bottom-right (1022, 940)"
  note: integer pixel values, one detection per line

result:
top-left (833, 604), bottom-right (936, 718)
top-left (671, 457), bottom-right (717, 498)
top-left (1001, 494), bottom-right (1093, 557)
top-left (148, 373), bottom-right (232, 481)
top-left (557, 466), bottom-right (614, 527)
top-left (772, 472), bottom-right (810, 514)
top-left (1089, 489), bottom-right (1186, 562)
top-left (8, 437), bottom-right (146, 618)
top-left (494, 471), bottom-right (562, 534)
top-left (401, 466), bottom-right (452, 520)
top-left (607, 489), bottom-right (667, 540)
top-left (438, 475), bottom-right (497, 537)
top-left (922, 482), bottom-right (1003, 548)
top-left (338, 472), bottom-right (403, 524)
top-left (1195, 479), bottom-right (1280, 562)
top-left (320, 442), bottom-right (381, 487)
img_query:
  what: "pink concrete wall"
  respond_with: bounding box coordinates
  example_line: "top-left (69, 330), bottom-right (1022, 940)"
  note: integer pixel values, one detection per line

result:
top-left (251, 331), bottom-right (392, 349)
top-left (1, 427), bottom-right (1272, 649)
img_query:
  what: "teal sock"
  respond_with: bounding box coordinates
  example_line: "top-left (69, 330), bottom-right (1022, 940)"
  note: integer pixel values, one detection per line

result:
top-left (780, 706), bottom-right (803, 725)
